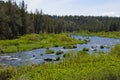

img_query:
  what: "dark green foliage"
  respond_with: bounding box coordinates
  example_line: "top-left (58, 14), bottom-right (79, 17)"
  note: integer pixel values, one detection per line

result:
top-left (0, 1), bottom-right (120, 40)
top-left (82, 38), bottom-right (90, 44)
top-left (19, 0), bottom-right (27, 35)
top-left (56, 50), bottom-right (64, 55)
top-left (100, 45), bottom-right (104, 49)
top-left (0, 66), bottom-right (17, 80)
top-left (46, 49), bottom-right (54, 54)
top-left (82, 48), bottom-right (89, 51)
top-left (63, 45), bottom-right (77, 49)
top-left (73, 45), bottom-right (77, 48)
top-left (56, 57), bottom-right (60, 61)
top-left (40, 53), bottom-right (43, 56)
top-left (53, 44), bottom-right (59, 47)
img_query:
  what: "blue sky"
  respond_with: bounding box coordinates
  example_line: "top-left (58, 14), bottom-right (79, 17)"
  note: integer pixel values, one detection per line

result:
top-left (3, 0), bottom-right (120, 17)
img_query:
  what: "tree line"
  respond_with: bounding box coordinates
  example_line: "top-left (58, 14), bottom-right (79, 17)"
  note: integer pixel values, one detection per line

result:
top-left (0, 0), bottom-right (120, 39)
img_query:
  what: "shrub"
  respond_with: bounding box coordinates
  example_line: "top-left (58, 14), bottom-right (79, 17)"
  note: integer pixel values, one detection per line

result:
top-left (46, 49), bottom-right (54, 54)
top-left (63, 45), bottom-right (77, 49)
top-left (82, 48), bottom-right (89, 51)
top-left (56, 50), bottom-right (64, 55)
top-left (100, 45), bottom-right (104, 49)
top-left (0, 66), bottom-right (17, 80)
top-left (63, 53), bottom-right (71, 58)
top-left (110, 44), bottom-right (120, 56)
top-left (56, 57), bottom-right (60, 61)
top-left (40, 53), bottom-right (43, 56)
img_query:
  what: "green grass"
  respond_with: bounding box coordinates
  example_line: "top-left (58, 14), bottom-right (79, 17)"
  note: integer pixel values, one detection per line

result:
top-left (0, 33), bottom-right (83, 53)
top-left (1, 32), bottom-right (120, 80)
top-left (10, 52), bottom-right (120, 80)
top-left (56, 50), bottom-right (64, 55)
top-left (110, 44), bottom-right (120, 56)
top-left (82, 48), bottom-right (89, 51)
top-left (0, 44), bottom-right (120, 80)
top-left (46, 49), bottom-right (54, 54)
top-left (75, 31), bottom-right (120, 38)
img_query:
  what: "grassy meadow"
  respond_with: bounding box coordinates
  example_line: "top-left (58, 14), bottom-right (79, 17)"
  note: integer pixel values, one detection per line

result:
top-left (74, 31), bottom-right (120, 38)
top-left (0, 33), bottom-right (83, 53)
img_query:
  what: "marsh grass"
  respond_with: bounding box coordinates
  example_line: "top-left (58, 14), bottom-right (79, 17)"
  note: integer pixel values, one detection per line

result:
top-left (0, 44), bottom-right (120, 80)
top-left (10, 47), bottom-right (120, 80)
top-left (0, 33), bottom-right (83, 53)
top-left (77, 31), bottom-right (120, 38)
top-left (46, 49), bottom-right (54, 54)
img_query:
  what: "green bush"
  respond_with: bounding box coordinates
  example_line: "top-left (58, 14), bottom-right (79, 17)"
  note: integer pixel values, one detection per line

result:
top-left (100, 45), bottom-right (104, 49)
top-left (110, 44), bottom-right (120, 56)
top-left (46, 49), bottom-right (54, 54)
top-left (0, 66), bottom-right (17, 80)
top-left (82, 48), bottom-right (89, 51)
top-left (56, 57), bottom-right (60, 61)
top-left (63, 45), bottom-right (77, 49)
top-left (56, 50), bottom-right (64, 55)
top-left (63, 53), bottom-right (71, 58)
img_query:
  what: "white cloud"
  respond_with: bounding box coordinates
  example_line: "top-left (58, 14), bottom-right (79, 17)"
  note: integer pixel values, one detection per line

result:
top-left (27, 0), bottom-right (44, 12)
top-left (101, 12), bottom-right (120, 17)
top-left (2, 0), bottom-right (120, 17)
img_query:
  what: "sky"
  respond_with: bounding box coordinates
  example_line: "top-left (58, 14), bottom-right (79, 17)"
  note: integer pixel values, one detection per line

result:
top-left (3, 0), bottom-right (120, 17)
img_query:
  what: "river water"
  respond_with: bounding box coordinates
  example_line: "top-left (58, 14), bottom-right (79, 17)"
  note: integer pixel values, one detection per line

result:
top-left (0, 36), bottom-right (120, 66)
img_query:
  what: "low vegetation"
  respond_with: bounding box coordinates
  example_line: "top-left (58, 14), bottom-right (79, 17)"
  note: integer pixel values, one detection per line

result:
top-left (9, 44), bottom-right (120, 80)
top-left (56, 50), bottom-right (64, 55)
top-left (63, 45), bottom-right (77, 49)
top-left (82, 48), bottom-right (89, 51)
top-left (0, 33), bottom-right (83, 53)
top-left (76, 31), bottom-right (120, 38)
top-left (0, 44), bottom-right (120, 80)
top-left (100, 45), bottom-right (104, 49)
top-left (46, 49), bottom-right (54, 54)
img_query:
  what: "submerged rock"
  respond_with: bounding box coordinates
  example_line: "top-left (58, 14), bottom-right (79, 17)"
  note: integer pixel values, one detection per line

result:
top-left (44, 58), bottom-right (55, 61)
top-left (91, 46), bottom-right (97, 49)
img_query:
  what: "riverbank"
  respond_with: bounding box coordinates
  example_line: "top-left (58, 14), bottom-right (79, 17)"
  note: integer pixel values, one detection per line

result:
top-left (73, 31), bottom-right (120, 38)
top-left (0, 32), bottom-right (120, 80)
top-left (1, 44), bottom-right (120, 80)
top-left (0, 33), bottom-right (83, 53)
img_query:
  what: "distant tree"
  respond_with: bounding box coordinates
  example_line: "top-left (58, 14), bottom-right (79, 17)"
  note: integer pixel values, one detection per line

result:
top-left (19, 0), bottom-right (27, 35)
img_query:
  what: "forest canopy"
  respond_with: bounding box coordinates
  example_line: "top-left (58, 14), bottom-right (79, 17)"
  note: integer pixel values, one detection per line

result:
top-left (0, 0), bottom-right (120, 39)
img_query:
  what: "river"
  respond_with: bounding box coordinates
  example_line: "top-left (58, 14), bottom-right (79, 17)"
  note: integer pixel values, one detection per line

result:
top-left (0, 36), bottom-right (120, 66)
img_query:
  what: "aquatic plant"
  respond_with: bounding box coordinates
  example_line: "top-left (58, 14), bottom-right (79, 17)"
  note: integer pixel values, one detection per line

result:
top-left (82, 48), bottom-right (89, 51)
top-left (63, 45), bottom-right (77, 49)
top-left (56, 57), bottom-right (60, 61)
top-left (56, 50), bottom-right (64, 55)
top-left (100, 45), bottom-right (104, 49)
top-left (46, 49), bottom-right (54, 54)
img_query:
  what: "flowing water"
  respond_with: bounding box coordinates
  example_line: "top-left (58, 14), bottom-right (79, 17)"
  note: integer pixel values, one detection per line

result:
top-left (0, 36), bottom-right (120, 66)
